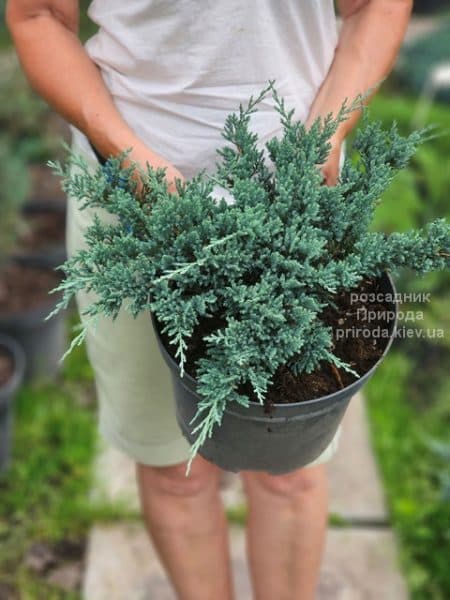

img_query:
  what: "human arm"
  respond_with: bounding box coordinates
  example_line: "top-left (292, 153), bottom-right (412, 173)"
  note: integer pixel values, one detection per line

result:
top-left (306, 0), bottom-right (413, 185)
top-left (6, 0), bottom-right (183, 188)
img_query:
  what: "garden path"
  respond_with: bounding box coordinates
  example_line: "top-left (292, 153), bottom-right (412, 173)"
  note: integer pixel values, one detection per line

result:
top-left (83, 393), bottom-right (408, 599)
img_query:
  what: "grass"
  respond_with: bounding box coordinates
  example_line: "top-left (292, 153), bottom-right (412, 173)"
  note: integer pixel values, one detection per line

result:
top-left (226, 505), bottom-right (356, 528)
top-left (366, 349), bottom-right (450, 600)
top-left (0, 315), bottom-right (129, 598)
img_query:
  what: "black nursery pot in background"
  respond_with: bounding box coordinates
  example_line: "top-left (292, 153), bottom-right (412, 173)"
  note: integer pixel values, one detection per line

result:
top-left (0, 301), bottom-right (65, 383)
top-left (0, 259), bottom-right (66, 382)
top-left (0, 334), bottom-right (26, 474)
top-left (152, 272), bottom-right (399, 474)
top-left (13, 197), bottom-right (67, 271)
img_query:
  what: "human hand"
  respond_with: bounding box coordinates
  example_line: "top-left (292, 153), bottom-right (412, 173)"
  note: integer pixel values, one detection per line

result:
top-left (319, 135), bottom-right (342, 187)
top-left (125, 143), bottom-right (184, 196)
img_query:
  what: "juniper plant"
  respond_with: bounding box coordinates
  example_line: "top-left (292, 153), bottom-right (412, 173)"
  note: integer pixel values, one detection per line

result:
top-left (49, 82), bottom-right (450, 463)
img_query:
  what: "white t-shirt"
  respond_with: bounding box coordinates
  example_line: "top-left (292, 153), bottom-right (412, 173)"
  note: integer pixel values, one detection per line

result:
top-left (72, 0), bottom-right (339, 179)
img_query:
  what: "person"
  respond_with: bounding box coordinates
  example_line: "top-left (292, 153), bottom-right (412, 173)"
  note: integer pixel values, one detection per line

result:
top-left (7, 1), bottom-right (412, 598)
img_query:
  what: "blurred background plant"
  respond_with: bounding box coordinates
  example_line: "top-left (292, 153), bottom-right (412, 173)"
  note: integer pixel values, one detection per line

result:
top-left (0, 5), bottom-right (118, 598)
top-left (0, 2), bottom-right (448, 599)
top-left (365, 73), bottom-right (450, 600)
top-left (0, 53), bottom-right (63, 163)
top-left (0, 136), bottom-right (29, 261)
top-left (396, 21), bottom-right (450, 103)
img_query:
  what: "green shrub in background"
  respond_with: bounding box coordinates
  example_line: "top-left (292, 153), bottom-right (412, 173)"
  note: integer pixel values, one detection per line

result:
top-left (0, 55), bottom-right (61, 162)
top-left (0, 1), bottom-right (7, 47)
top-left (396, 23), bottom-right (450, 103)
top-left (0, 135), bottom-right (29, 260)
top-left (366, 92), bottom-right (450, 600)
top-left (367, 350), bottom-right (450, 599)
top-left (0, 3), bottom-right (94, 160)
top-left (0, 0), bottom-right (97, 47)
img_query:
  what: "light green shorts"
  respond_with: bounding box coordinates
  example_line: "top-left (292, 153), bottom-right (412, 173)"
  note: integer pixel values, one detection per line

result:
top-left (66, 132), bottom-right (341, 468)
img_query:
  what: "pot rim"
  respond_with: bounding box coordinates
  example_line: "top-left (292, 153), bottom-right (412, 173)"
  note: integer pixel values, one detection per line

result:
top-left (22, 197), bottom-right (67, 215)
top-left (0, 296), bottom-right (63, 326)
top-left (152, 271), bottom-right (399, 408)
top-left (0, 334), bottom-right (26, 398)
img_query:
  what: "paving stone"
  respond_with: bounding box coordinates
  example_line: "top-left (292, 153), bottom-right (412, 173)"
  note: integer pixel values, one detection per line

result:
top-left (82, 523), bottom-right (173, 600)
top-left (219, 471), bottom-right (245, 510)
top-left (320, 529), bottom-right (408, 599)
top-left (83, 523), bottom-right (407, 600)
top-left (90, 441), bottom-right (140, 512)
top-left (328, 393), bottom-right (387, 522)
top-left (46, 561), bottom-right (83, 593)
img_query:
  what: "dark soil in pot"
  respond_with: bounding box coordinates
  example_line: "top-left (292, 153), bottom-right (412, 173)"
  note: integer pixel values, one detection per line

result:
top-left (0, 263), bottom-right (60, 315)
top-left (158, 274), bottom-right (396, 409)
top-left (28, 160), bottom-right (67, 204)
top-left (153, 272), bottom-right (398, 473)
top-left (13, 200), bottom-right (67, 271)
top-left (152, 274), bottom-right (397, 475)
top-left (0, 262), bottom-right (65, 382)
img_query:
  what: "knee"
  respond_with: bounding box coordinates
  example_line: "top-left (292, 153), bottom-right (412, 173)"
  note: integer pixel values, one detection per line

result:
top-left (136, 455), bottom-right (220, 498)
top-left (243, 464), bottom-right (327, 498)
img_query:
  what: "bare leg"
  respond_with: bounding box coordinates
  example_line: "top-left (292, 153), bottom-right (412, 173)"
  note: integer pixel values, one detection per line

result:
top-left (136, 455), bottom-right (234, 600)
top-left (242, 464), bottom-right (328, 600)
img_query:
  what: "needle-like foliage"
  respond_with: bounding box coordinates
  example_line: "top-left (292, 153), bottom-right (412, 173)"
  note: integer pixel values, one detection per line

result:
top-left (49, 82), bottom-right (450, 462)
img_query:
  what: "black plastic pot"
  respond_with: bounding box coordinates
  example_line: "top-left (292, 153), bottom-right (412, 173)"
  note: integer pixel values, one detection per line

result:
top-left (13, 244), bottom-right (67, 273)
top-left (0, 334), bottom-right (26, 474)
top-left (413, 0), bottom-right (449, 14)
top-left (0, 301), bottom-right (66, 383)
top-left (152, 272), bottom-right (398, 474)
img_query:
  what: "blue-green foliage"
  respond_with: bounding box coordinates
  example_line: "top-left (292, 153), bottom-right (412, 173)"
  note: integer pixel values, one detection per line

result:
top-left (49, 83), bottom-right (450, 460)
